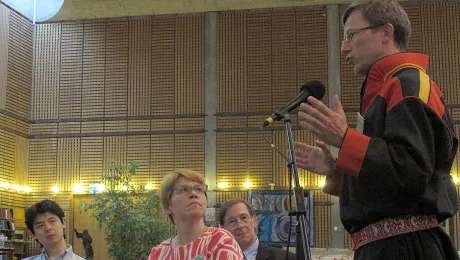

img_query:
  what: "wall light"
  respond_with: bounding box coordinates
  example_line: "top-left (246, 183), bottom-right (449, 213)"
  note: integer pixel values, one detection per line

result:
top-left (217, 182), bottom-right (228, 189)
top-left (51, 186), bottom-right (60, 193)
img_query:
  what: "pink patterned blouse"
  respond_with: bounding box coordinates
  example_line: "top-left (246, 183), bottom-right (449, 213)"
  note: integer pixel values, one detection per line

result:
top-left (148, 227), bottom-right (244, 260)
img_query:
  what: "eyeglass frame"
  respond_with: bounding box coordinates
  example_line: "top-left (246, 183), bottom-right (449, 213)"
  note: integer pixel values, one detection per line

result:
top-left (342, 24), bottom-right (386, 43)
top-left (169, 184), bottom-right (208, 198)
top-left (224, 214), bottom-right (255, 230)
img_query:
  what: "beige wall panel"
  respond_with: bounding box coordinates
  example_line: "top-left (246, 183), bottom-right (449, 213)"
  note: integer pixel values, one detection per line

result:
top-left (57, 138), bottom-right (81, 192)
top-left (401, 3), bottom-right (422, 53)
top-left (28, 139), bottom-right (58, 192)
top-left (248, 132), bottom-right (272, 188)
top-left (217, 12), bottom-right (247, 113)
top-left (216, 116), bottom-right (248, 128)
top-left (82, 21), bottom-right (106, 118)
top-left (127, 119), bottom-right (151, 131)
top-left (150, 134), bottom-right (174, 187)
top-left (7, 12), bottom-right (33, 119)
top-left (2, 131), bottom-right (15, 183)
top-left (59, 22), bottom-right (83, 119)
top-left (339, 5), bottom-right (364, 111)
top-left (151, 119), bottom-right (174, 131)
top-left (58, 122), bottom-right (81, 134)
top-left (271, 9), bottom-right (297, 111)
top-left (216, 132), bottom-right (247, 187)
top-left (105, 19), bottom-right (128, 117)
top-left (30, 123), bottom-right (58, 135)
top-left (81, 121), bottom-right (104, 133)
top-left (0, 191), bottom-right (26, 208)
top-left (0, 4), bottom-right (9, 110)
top-left (104, 120), bottom-right (127, 132)
top-left (128, 18), bottom-right (151, 116)
top-left (73, 195), bottom-right (110, 260)
top-left (80, 137), bottom-right (104, 188)
top-left (175, 15), bottom-right (205, 115)
top-left (175, 117), bottom-right (204, 130)
top-left (273, 130), bottom-right (318, 188)
top-left (296, 7), bottom-right (328, 106)
top-left (15, 135), bottom-right (28, 186)
top-left (32, 23), bottom-right (61, 120)
top-left (104, 136), bottom-right (127, 170)
top-left (247, 11), bottom-right (272, 112)
top-left (151, 16), bottom-right (175, 116)
top-left (313, 190), bottom-right (331, 248)
top-left (174, 133), bottom-right (205, 173)
top-left (216, 191), bottom-right (248, 204)
top-left (127, 135), bottom-right (150, 185)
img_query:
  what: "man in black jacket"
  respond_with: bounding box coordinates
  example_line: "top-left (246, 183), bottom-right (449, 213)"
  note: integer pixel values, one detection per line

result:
top-left (219, 199), bottom-right (296, 260)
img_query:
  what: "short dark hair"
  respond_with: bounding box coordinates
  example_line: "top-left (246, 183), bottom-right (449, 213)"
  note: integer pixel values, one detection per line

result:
top-left (25, 200), bottom-right (65, 235)
top-left (342, 0), bottom-right (411, 50)
top-left (219, 199), bottom-right (255, 226)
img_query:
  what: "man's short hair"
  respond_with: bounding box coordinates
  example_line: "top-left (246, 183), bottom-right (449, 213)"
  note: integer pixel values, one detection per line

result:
top-left (219, 199), bottom-right (255, 226)
top-left (25, 199), bottom-right (65, 235)
top-left (343, 0), bottom-right (411, 50)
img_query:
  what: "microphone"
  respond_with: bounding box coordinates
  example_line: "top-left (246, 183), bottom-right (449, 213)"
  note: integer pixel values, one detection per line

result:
top-left (262, 80), bottom-right (325, 127)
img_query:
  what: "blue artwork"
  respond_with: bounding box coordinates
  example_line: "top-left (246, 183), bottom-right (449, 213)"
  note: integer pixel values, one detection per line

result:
top-left (248, 190), bottom-right (314, 247)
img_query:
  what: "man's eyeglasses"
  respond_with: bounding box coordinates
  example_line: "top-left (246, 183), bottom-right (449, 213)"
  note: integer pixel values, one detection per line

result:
top-left (172, 184), bottom-right (208, 196)
top-left (342, 24), bottom-right (384, 43)
top-left (225, 215), bottom-right (253, 229)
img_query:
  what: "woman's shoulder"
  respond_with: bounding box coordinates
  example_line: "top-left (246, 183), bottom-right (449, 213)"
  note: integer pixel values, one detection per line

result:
top-left (206, 227), bottom-right (234, 237)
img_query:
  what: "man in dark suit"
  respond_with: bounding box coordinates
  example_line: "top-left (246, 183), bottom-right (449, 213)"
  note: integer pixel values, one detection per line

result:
top-left (219, 199), bottom-right (296, 260)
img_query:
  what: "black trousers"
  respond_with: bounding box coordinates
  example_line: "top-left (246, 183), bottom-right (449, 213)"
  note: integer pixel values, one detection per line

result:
top-left (354, 227), bottom-right (459, 260)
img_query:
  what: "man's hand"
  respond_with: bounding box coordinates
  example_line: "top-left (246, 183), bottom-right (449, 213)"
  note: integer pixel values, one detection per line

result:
top-left (298, 95), bottom-right (348, 148)
top-left (294, 141), bottom-right (336, 176)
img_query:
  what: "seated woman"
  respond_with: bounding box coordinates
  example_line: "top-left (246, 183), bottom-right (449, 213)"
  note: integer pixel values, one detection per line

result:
top-left (149, 169), bottom-right (244, 260)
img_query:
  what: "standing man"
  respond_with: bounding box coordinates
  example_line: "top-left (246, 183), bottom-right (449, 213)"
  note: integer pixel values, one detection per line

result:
top-left (24, 200), bottom-right (85, 260)
top-left (219, 199), bottom-right (296, 260)
top-left (294, 0), bottom-right (459, 259)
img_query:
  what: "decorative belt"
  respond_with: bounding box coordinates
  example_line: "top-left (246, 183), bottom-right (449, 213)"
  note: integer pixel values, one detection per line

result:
top-left (351, 215), bottom-right (439, 250)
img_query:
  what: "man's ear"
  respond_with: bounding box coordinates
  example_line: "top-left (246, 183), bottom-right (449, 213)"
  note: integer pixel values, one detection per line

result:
top-left (62, 217), bottom-right (67, 229)
top-left (382, 23), bottom-right (395, 44)
top-left (166, 209), bottom-right (172, 215)
top-left (252, 215), bottom-right (257, 229)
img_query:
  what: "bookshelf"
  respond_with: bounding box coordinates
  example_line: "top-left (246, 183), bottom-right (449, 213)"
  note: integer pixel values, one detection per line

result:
top-left (0, 208), bottom-right (26, 259)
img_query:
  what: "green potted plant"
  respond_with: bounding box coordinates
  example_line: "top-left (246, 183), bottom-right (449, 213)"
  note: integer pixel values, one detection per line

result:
top-left (81, 160), bottom-right (173, 260)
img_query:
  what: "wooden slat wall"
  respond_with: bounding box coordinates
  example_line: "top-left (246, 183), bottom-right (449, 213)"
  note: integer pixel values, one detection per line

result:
top-left (0, 4), bottom-right (9, 110)
top-left (60, 22), bottom-right (83, 119)
top-left (151, 16), bottom-right (175, 116)
top-left (175, 14), bottom-right (205, 115)
top-left (32, 23), bottom-right (61, 120)
top-left (217, 12), bottom-right (247, 113)
top-left (129, 18), bottom-right (151, 117)
top-left (0, 5), bottom-right (30, 215)
top-left (82, 21), bottom-right (105, 118)
top-left (29, 15), bottom-right (206, 194)
top-left (7, 12), bottom-right (33, 119)
top-left (216, 6), bottom-right (328, 190)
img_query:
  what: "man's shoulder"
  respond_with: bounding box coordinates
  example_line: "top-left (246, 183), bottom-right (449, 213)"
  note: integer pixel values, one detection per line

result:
top-left (22, 255), bottom-right (41, 260)
top-left (257, 242), bottom-right (296, 259)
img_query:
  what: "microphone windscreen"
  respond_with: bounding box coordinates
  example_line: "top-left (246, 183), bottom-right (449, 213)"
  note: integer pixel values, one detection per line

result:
top-left (300, 80), bottom-right (325, 100)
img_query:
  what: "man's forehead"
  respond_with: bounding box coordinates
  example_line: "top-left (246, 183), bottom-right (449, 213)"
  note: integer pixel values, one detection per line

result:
top-left (344, 10), bottom-right (366, 29)
top-left (34, 213), bottom-right (58, 223)
top-left (226, 203), bottom-right (250, 216)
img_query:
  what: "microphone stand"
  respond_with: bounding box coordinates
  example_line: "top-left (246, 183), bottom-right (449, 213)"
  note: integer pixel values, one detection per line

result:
top-left (283, 115), bottom-right (311, 260)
